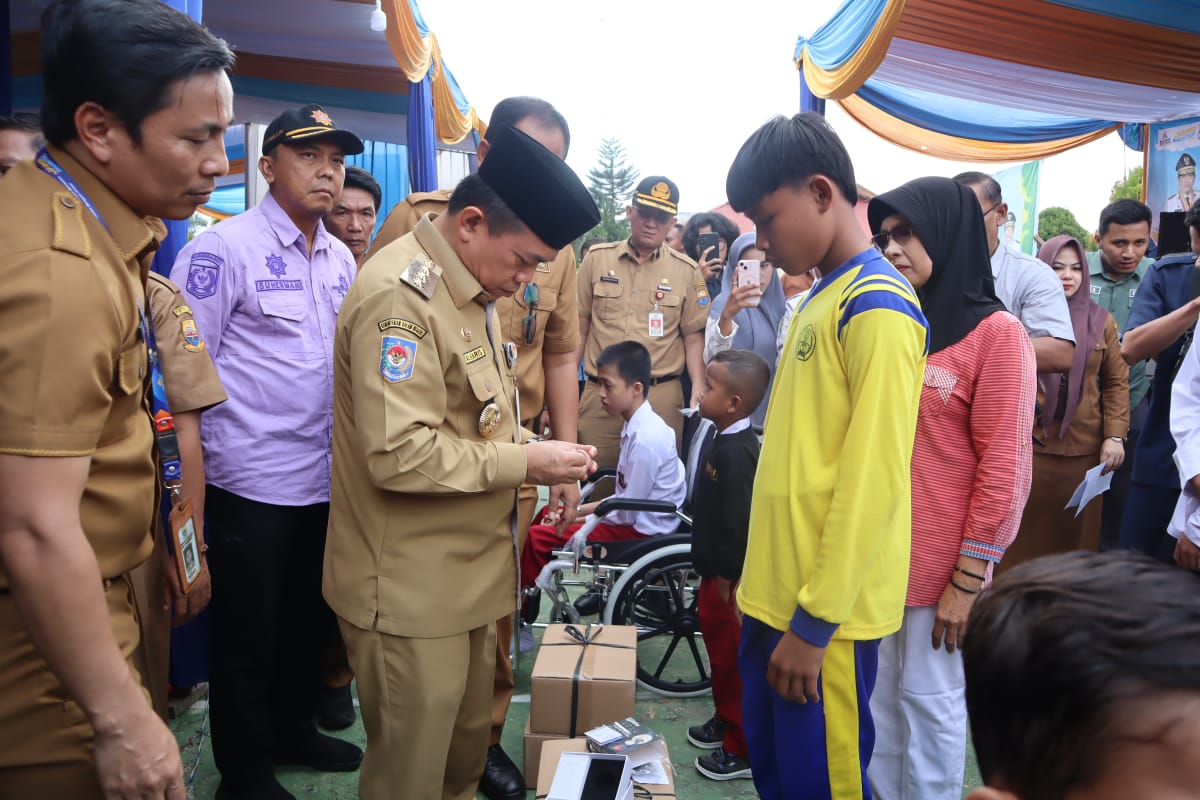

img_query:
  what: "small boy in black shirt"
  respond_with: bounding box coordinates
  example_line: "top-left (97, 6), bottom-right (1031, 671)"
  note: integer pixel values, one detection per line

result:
top-left (687, 349), bottom-right (769, 782)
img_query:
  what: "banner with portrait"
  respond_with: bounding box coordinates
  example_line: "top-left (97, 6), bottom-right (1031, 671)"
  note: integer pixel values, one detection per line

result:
top-left (992, 161), bottom-right (1040, 255)
top-left (1147, 116), bottom-right (1200, 237)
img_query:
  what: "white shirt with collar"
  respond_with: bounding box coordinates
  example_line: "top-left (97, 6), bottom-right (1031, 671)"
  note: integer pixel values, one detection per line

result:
top-left (990, 241), bottom-right (1075, 344)
top-left (610, 400), bottom-right (686, 535)
top-left (1169, 338), bottom-right (1200, 547)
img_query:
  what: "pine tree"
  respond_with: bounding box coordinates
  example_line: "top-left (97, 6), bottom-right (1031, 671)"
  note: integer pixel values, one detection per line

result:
top-left (583, 138), bottom-right (638, 245)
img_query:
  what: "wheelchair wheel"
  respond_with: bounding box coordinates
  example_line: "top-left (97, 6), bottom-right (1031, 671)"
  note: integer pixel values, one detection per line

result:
top-left (603, 543), bottom-right (711, 698)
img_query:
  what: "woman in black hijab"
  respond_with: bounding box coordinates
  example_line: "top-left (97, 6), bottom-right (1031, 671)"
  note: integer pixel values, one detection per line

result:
top-left (864, 177), bottom-right (1037, 800)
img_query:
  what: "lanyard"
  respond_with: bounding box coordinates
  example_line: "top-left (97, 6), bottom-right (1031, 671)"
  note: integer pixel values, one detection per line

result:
top-left (35, 149), bottom-right (182, 493)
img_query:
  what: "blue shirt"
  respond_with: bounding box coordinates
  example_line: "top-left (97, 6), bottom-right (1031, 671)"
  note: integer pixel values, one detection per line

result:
top-left (1126, 253), bottom-right (1198, 489)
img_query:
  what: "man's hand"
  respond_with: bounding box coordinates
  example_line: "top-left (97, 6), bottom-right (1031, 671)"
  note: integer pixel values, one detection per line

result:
top-left (1099, 439), bottom-right (1125, 475)
top-left (160, 534), bottom-right (210, 628)
top-left (932, 581), bottom-right (977, 653)
top-left (92, 696), bottom-right (186, 800)
top-left (766, 629), bottom-right (824, 703)
top-left (525, 441), bottom-right (597, 486)
top-left (546, 482), bottom-right (581, 535)
top-left (1175, 535), bottom-right (1200, 572)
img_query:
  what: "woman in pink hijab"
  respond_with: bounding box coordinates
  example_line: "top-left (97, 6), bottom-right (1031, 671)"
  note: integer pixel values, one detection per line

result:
top-left (1001, 235), bottom-right (1130, 570)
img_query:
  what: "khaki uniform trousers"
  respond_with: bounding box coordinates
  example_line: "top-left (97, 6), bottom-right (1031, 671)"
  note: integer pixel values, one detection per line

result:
top-left (577, 378), bottom-right (685, 499)
top-left (0, 575), bottom-right (146, 799)
top-left (491, 481), bottom-right (539, 744)
top-left (129, 529), bottom-right (171, 720)
top-left (341, 618), bottom-right (496, 800)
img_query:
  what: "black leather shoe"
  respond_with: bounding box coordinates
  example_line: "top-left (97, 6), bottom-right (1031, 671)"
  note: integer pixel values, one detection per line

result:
top-left (573, 589), bottom-right (603, 617)
top-left (275, 732), bottom-right (363, 772)
top-left (478, 743), bottom-right (525, 800)
top-left (316, 683), bottom-right (356, 730)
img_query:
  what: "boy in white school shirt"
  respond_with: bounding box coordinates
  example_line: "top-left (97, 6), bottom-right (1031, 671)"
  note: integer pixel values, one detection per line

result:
top-left (520, 340), bottom-right (686, 592)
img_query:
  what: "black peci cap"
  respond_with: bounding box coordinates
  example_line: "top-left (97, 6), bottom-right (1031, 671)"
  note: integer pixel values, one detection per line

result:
top-left (262, 104), bottom-right (364, 156)
top-left (476, 125), bottom-right (600, 250)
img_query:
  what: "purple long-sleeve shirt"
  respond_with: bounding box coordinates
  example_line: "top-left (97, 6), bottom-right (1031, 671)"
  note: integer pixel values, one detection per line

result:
top-left (170, 192), bottom-right (356, 506)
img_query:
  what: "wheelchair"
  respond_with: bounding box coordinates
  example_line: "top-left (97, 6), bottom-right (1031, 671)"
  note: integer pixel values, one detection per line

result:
top-left (531, 448), bottom-right (712, 699)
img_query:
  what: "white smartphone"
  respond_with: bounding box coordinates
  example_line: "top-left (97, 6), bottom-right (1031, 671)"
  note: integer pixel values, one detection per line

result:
top-left (737, 259), bottom-right (762, 306)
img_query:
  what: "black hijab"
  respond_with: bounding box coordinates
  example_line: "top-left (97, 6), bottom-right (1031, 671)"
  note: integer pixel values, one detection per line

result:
top-left (868, 177), bottom-right (1005, 354)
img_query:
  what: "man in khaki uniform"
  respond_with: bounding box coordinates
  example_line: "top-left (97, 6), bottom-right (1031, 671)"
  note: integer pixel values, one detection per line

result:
top-left (373, 96), bottom-right (577, 799)
top-left (130, 273), bottom-right (227, 719)
top-left (324, 125), bottom-right (600, 800)
top-left (577, 175), bottom-right (709, 471)
top-left (0, 2), bottom-right (234, 797)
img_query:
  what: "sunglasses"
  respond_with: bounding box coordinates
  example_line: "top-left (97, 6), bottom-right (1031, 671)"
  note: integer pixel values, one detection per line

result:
top-left (871, 223), bottom-right (916, 252)
top-left (522, 282), bottom-right (539, 345)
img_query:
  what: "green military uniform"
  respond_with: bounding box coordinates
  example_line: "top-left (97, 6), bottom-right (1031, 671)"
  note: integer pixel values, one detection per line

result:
top-left (1087, 250), bottom-right (1154, 408)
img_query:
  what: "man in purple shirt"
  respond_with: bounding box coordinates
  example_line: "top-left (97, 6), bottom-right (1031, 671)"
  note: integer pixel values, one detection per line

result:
top-left (170, 104), bottom-right (364, 800)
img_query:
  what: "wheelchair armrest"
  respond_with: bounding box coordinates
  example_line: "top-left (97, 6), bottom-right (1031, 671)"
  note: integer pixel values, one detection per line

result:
top-left (579, 469), bottom-right (617, 502)
top-left (594, 497), bottom-right (680, 517)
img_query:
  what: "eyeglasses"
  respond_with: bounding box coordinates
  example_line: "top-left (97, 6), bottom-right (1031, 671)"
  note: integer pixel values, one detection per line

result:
top-left (871, 223), bottom-right (916, 252)
top-left (980, 202), bottom-right (1002, 218)
top-left (522, 282), bottom-right (540, 345)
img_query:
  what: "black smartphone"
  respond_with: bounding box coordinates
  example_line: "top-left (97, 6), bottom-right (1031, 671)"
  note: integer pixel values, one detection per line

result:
top-left (697, 232), bottom-right (721, 262)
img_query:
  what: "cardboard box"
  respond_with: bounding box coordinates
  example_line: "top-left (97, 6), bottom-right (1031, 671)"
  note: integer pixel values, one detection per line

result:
top-left (524, 720), bottom-right (577, 789)
top-left (538, 738), bottom-right (677, 800)
top-left (530, 624), bottom-right (637, 737)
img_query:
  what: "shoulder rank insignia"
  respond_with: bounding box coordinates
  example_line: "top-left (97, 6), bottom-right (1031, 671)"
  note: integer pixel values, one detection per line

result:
top-left (400, 256), bottom-right (442, 300)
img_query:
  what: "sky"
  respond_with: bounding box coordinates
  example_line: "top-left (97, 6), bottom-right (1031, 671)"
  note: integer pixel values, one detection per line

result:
top-left (419, 0), bottom-right (1142, 235)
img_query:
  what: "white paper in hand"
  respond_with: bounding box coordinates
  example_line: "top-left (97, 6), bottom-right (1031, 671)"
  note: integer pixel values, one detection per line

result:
top-left (1064, 463), bottom-right (1114, 518)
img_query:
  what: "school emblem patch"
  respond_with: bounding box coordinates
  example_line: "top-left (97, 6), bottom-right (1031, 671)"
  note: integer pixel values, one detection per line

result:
top-left (796, 324), bottom-right (816, 361)
top-left (380, 336), bottom-right (417, 383)
top-left (181, 318), bottom-right (205, 352)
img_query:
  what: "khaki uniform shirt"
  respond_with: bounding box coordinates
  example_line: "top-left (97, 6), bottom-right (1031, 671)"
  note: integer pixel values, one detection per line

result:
top-left (0, 147), bottom-right (164, 585)
top-left (146, 273), bottom-right (226, 414)
top-left (375, 191), bottom-right (579, 420)
top-left (324, 215), bottom-right (527, 638)
top-left (577, 240), bottom-right (708, 376)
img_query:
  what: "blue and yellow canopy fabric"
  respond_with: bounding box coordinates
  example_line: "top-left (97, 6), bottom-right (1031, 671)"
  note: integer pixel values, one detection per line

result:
top-left (383, 0), bottom-right (485, 144)
top-left (795, 0), bottom-right (1200, 161)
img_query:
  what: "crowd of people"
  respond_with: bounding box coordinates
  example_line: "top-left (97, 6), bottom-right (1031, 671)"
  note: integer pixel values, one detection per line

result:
top-left (2, 3), bottom-right (1200, 800)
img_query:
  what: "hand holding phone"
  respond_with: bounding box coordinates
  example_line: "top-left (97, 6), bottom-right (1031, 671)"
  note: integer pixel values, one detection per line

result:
top-left (737, 259), bottom-right (762, 307)
top-left (697, 232), bottom-right (721, 266)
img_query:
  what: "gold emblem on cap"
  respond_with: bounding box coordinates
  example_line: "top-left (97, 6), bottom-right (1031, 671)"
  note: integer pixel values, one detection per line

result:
top-left (311, 108), bottom-right (333, 127)
top-left (651, 182), bottom-right (671, 201)
top-left (478, 402), bottom-right (502, 438)
top-left (461, 327), bottom-right (472, 341)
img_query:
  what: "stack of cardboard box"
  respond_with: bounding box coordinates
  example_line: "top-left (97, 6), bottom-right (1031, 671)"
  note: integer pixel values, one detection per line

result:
top-left (522, 624), bottom-right (638, 788)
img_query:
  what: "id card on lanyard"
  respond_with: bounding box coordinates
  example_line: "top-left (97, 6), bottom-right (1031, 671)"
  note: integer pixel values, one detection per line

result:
top-left (36, 149), bottom-right (205, 589)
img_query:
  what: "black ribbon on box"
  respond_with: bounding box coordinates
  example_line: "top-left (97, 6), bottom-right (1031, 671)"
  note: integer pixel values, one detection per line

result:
top-left (542, 623), bottom-right (635, 737)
